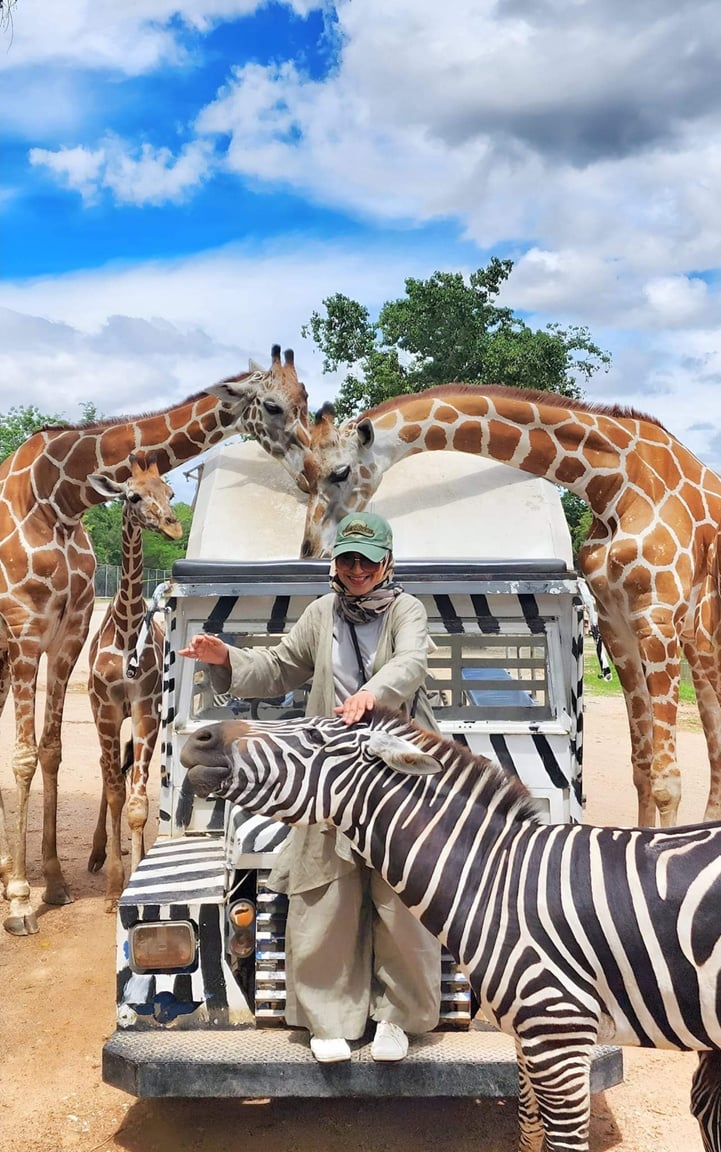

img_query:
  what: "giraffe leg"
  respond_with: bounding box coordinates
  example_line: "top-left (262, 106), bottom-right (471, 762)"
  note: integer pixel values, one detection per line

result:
top-left (99, 729), bottom-right (127, 914)
top-left (0, 655), bottom-right (14, 894)
top-left (684, 646), bottom-right (721, 823)
top-left (596, 606), bottom-right (681, 826)
top-left (86, 682), bottom-right (128, 910)
top-left (88, 788), bottom-right (109, 874)
top-left (4, 671), bottom-right (41, 935)
top-left (37, 616), bottom-right (93, 909)
top-left (127, 688), bottom-right (161, 873)
top-left (691, 1051), bottom-right (721, 1152)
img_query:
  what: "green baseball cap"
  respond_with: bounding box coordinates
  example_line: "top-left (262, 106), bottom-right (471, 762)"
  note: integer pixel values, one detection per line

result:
top-left (332, 512), bottom-right (393, 563)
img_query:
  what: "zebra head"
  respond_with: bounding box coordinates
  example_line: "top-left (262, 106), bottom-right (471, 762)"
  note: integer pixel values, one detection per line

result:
top-left (180, 710), bottom-right (443, 825)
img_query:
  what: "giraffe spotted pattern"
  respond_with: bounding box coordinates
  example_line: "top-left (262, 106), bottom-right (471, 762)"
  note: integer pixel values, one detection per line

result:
top-left (298, 384), bottom-right (721, 829)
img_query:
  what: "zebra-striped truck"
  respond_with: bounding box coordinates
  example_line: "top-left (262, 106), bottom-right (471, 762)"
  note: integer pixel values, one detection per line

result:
top-left (102, 440), bottom-right (622, 1098)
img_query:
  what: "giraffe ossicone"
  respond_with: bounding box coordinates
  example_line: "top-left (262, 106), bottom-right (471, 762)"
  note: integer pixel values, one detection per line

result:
top-left (299, 383), bottom-right (721, 829)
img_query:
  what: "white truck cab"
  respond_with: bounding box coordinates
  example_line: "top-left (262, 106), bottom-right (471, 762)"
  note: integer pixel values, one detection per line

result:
top-left (102, 441), bottom-right (622, 1098)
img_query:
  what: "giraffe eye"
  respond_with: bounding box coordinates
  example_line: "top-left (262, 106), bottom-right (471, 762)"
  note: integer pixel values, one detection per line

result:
top-left (329, 465), bottom-right (351, 484)
top-left (128, 492), bottom-right (142, 504)
top-left (263, 400), bottom-right (283, 416)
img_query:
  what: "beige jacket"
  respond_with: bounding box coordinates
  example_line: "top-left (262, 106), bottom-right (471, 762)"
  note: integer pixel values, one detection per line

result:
top-left (210, 591), bottom-right (437, 892)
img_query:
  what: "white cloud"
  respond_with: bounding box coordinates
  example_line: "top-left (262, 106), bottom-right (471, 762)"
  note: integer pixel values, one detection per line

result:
top-left (3, 0), bottom-right (721, 485)
top-left (29, 137), bottom-right (213, 206)
top-left (0, 0), bottom-right (303, 74)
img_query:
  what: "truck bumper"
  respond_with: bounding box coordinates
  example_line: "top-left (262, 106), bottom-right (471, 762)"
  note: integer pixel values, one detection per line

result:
top-left (103, 1023), bottom-right (623, 1099)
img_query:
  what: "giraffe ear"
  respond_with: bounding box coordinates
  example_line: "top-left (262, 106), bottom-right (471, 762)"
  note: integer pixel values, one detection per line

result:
top-left (366, 731), bottom-right (441, 776)
top-left (248, 358), bottom-right (264, 373)
top-left (205, 378), bottom-right (258, 407)
top-left (88, 473), bottom-right (125, 501)
top-left (357, 418), bottom-right (374, 449)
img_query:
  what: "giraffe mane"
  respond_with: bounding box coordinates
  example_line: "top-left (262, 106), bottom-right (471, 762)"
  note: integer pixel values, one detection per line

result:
top-left (36, 390), bottom-right (217, 434)
top-left (362, 383), bottom-right (668, 432)
top-left (369, 705), bottom-right (542, 825)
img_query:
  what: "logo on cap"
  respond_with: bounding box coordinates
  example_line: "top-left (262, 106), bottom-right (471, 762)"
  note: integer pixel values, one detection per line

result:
top-left (341, 520), bottom-right (375, 538)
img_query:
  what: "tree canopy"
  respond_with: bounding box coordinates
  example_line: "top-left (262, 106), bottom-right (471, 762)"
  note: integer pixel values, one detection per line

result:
top-left (303, 257), bottom-right (610, 420)
top-left (0, 405), bottom-right (65, 461)
top-left (85, 500), bottom-right (193, 569)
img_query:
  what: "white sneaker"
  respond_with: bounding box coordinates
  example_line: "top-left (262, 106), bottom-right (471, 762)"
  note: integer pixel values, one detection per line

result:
top-left (309, 1036), bottom-right (351, 1063)
top-left (371, 1021), bottom-right (409, 1062)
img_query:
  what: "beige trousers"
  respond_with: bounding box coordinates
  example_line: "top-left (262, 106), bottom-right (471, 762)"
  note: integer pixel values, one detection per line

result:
top-left (282, 863), bottom-right (442, 1040)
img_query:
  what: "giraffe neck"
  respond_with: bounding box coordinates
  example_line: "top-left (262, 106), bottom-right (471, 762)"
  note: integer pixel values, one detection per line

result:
top-left (113, 511), bottom-right (147, 642)
top-left (366, 389), bottom-right (649, 514)
top-left (2, 394), bottom-right (233, 523)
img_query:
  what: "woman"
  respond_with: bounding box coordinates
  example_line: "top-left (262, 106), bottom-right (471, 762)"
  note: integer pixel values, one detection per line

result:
top-left (179, 511), bottom-right (441, 1063)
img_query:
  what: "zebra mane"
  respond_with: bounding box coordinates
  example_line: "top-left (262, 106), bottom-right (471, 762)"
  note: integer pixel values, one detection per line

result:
top-left (368, 706), bottom-right (544, 826)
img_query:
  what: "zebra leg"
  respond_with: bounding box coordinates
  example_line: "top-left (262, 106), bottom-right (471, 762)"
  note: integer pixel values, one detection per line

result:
top-left (515, 1040), bottom-right (545, 1152)
top-left (691, 1051), bottom-right (721, 1152)
top-left (516, 1037), bottom-right (592, 1151)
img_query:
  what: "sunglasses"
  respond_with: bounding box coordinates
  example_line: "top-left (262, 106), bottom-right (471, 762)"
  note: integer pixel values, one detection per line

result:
top-left (335, 552), bottom-right (383, 572)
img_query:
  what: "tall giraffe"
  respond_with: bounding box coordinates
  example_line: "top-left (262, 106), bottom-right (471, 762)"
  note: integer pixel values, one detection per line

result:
top-left (0, 344), bottom-right (311, 935)
top-left (299, 384), bottom-right (721, 829)
top-left (86, 453), bottom-right (182, 913)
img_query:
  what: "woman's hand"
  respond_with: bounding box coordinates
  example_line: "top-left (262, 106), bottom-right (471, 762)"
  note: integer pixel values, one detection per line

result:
top-left (178, 634), bottom-right (231, 667)
top-left (334, 690), bottom-right (376, 725)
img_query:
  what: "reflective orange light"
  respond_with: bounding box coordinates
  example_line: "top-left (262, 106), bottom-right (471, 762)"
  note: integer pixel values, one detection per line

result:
top-left (229, 900), bottom-right (255, 929)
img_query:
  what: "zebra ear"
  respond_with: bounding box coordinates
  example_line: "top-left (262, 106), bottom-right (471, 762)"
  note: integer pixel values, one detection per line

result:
top-left (366, 732), bottom-right (441, 776)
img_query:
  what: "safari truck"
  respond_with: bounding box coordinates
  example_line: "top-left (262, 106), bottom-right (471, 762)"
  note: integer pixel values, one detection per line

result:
top-left (102, 442), bottom-right (622, 1098)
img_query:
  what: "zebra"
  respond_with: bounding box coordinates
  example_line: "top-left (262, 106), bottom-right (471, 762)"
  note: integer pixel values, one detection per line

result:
top-left (180, 707), bottom-right (721, 1152)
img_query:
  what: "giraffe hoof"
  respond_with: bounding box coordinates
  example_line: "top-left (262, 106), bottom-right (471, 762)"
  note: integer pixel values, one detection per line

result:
top-left (4, 912), bottom-right (39, 936)
top-left (42, 886), bottom-right (74, 907)
top-left (88, 851), bottom-right (106, 873)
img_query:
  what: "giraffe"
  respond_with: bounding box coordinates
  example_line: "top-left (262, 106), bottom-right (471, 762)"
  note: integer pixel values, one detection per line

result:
top-left (0, 343), bottom-right (311, 935)
top-left (86, 453), bottom-right (182, 913)
top-left (299, 383), bottom-right (721, 830)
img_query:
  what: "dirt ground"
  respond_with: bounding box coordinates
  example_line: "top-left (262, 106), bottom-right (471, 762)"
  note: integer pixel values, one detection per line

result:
top-left (0, 604), bottom-right (713, 1152)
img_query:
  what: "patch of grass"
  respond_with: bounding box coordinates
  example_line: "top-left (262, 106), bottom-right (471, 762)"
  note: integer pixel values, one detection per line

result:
top-left (583, 652), bottom-right (697, 705)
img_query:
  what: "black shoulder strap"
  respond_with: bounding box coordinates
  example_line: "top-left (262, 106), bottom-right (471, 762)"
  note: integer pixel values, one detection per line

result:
top-left (346, 621), bottom-right (367, 689)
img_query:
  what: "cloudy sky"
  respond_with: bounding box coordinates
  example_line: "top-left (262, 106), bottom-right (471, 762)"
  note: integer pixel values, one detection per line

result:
top-left (2, 0), bottom-right (720, 503)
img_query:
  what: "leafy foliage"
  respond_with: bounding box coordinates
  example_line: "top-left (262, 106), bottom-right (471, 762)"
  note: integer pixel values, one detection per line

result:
top-left (303, 258), bottom-right (610, 420)
top-left (561, 491), bottom-right (593, 558)
top-left (0, 405), bottom-right (65, 461)
top-left (84, 501), bottom-right (193, 568)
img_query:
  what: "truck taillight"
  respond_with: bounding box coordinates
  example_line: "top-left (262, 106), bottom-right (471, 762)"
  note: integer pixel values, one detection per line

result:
top-left (228, 899), bottom-right (256, 958)
top-left (129, 921), bottom-right (196, 972)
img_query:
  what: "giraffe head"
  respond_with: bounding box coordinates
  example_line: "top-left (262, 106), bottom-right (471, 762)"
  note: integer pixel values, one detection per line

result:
top-left (88, 452), bottom-right (184, 541)
top-left (300, 408), bottom-right (384, 557)
top-left (205, 344), bottom-right (311, 485)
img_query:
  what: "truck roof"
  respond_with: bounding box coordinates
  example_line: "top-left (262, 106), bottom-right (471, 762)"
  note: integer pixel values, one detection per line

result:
top-left (186, 439), bottom-right (573, 566)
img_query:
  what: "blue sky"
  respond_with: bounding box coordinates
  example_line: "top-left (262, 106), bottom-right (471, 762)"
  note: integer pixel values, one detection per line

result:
top-left (1, 0), bottom-right (721, 504)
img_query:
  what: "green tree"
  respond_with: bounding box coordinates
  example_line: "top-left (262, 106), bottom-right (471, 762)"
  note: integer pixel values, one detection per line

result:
top-left (561, 491), bottom-right (593, 559)
top-left (84, 501), bottom-right (192, 570)
top-left (303, 258), bottom-right (610, 419)
top-left (141, 503), bottom-right (193, 570)
top-left (0, 405), bottom-right (65, 461)
top-left (84, 501), bottom-right (124, 565)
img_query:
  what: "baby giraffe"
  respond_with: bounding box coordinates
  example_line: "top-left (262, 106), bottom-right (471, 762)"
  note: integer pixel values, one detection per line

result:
top-left (87, 452), bottom-right (183, 912)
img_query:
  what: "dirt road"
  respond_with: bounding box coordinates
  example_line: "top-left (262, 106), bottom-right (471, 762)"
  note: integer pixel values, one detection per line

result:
top-left (0, 605), bottom-right (712, 1151)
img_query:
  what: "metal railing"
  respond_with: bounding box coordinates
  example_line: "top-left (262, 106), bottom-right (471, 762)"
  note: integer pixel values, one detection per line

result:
top-left (94, 565), bottom-right (171, 599)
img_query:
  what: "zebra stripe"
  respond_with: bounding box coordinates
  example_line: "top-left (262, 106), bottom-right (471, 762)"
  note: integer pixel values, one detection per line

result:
top-left (181, 709), bottom-right (721, 1151)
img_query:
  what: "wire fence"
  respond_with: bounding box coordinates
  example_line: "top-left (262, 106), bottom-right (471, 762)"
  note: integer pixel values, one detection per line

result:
top-left (94, 565), bottom-right (172, 599)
